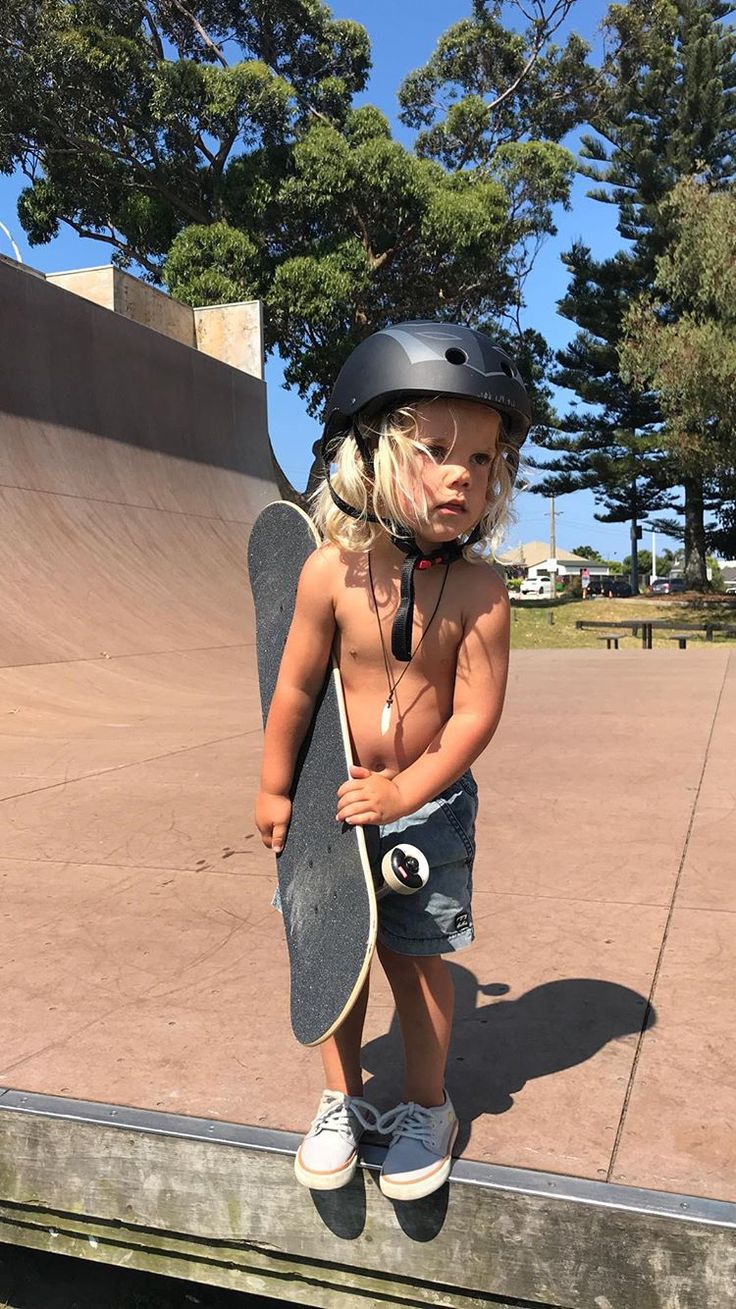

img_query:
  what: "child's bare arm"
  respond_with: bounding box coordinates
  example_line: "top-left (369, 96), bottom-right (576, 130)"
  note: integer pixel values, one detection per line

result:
top-left (256, 549), bottom-right (336, 848)
top-left (336, 566), bottom-right (509, 826)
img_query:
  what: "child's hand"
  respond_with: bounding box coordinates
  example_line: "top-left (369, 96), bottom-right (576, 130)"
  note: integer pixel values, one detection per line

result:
top-left (255, 790), bottom-right (292, 854)
top-left (336, 766), bottom-right (404, 826)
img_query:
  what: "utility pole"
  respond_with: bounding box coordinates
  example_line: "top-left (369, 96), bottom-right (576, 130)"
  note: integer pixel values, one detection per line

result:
top-left (549, 495), bottom-right (560, 596)
top-left (630, 470), bottom-right (641, 596)
top-left (630, 518), bottom-right (641, 594)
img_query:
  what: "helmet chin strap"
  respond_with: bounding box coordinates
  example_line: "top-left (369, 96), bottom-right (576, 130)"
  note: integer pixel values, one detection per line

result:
top-left (321, 434), bottom-right (482, 661)
top-left (389, 531), bottom-right (481, 661)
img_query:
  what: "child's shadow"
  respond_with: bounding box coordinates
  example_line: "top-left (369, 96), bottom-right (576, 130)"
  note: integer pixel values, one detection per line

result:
top-left (361, 963), bottom-right (654, 1155)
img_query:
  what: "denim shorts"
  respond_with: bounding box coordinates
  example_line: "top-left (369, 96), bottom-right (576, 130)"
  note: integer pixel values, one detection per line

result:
top-left (271, 770), bottom-right (478, 957)
top-left (375, 769), bottom-right (477, 956)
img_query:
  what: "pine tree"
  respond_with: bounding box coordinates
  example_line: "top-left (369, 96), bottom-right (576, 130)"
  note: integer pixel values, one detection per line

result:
top-left (533, 0), bottom-right (736, 590)
top-left (529, 242), bottom-right (676, 594)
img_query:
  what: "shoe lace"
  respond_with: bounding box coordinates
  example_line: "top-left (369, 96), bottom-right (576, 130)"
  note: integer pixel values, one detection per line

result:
top-left (376, 1101), bottom-right (437, 1148)
top-left (312, 1094), bottom-right (380, 1142)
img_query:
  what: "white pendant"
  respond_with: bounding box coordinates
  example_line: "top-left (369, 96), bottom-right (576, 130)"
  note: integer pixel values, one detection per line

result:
top-left (380, 699), bottom-right (392, 736)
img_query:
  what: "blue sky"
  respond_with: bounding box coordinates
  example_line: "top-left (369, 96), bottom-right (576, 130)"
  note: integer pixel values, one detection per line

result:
top-left (0, 0), bottom-right (680, 561)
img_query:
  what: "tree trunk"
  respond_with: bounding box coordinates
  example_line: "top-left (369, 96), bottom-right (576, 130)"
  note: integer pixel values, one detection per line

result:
top-left (682, 473), bottom-right (709, 590)
top-left (630, 524), bottom-right (640, 594)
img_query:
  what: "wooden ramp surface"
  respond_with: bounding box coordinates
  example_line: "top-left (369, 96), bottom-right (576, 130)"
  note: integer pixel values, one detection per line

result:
top-left (0, 257), bottom-right (734, 1307)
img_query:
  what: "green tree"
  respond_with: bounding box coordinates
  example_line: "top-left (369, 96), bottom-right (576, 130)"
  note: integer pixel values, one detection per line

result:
top-left (0, 0), bottom-right (589, 442)
top-left (393, 0), bottom-right (675, 595)
top-left (620, 177), bottom-right (736, 561)
top-left (396, 0), bottom-right (597, 334)
top-left (712, 472), bottom-right (736, 558)
top-left (571, 544), bottom-right (605, 559)
top-left (529, 242), bottom-right (677, 595)
top-left (707, 556), bottom-right (725, 590)
top-left (659, 548), bottom-right (680, 576)
top-left (532, 0), bottom-right (736, 591)
top-left (622, 547), bottom-right (652, 572)
top-left (2, 0), bottom-right (370, 276)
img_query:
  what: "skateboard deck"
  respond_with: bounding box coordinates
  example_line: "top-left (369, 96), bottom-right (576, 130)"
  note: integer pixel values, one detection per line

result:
top-left (247, 500), bottom-right (378, 1046)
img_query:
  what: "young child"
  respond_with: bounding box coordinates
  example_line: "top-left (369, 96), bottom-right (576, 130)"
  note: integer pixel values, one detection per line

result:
top-left (255, 322), bottom-right (531, 1201)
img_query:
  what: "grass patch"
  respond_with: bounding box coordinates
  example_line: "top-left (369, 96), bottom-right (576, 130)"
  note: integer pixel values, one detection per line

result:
top-left (510, 596), bottom-right (736, 650)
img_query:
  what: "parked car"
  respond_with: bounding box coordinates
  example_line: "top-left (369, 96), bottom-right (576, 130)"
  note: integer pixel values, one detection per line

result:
top-left (725, 583), bottom-right (736, 595)
top-left (650, 577), bottom-right (686, 594)
top-left (587, 577), bottom-right (633, 598)
top-left (519, 577), bottom-right (553, 597)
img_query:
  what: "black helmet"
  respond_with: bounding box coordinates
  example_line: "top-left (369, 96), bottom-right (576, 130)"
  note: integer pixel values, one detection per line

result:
top-left (323, 321), bottom-right (532, 455)
top-left (319, 321), bottom-right (532, 663)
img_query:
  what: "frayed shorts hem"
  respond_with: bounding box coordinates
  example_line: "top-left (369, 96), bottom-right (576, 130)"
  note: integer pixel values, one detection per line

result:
top-left (377, 926), bottom-right (475, 957)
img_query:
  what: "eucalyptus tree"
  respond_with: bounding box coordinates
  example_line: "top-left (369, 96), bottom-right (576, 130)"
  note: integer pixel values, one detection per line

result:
top-left (1, 0), bottom-right (592, 445)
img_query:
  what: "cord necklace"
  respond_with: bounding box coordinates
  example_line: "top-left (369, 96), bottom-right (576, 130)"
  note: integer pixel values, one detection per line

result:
top-left (367, 552), bottom-right (450, 736)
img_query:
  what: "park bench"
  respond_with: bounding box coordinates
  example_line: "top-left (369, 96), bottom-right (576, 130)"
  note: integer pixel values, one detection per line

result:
top-left (577, 618), bottom-right (736, 649)
top-left (666, 634), bottom-right (690, 649)
top-left (640, 621), bottom-right (736, 645)
top-left (633, 619), bottom-right (736, 642)
top-left (596, 633), bottom-right (621, 650)
top-left (576, 619), bottom-right (650, 648)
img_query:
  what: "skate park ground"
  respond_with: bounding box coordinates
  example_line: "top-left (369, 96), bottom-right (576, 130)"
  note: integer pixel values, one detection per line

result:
top-left (1, 640), bottom-right (734, 1203)
top-left (1, 256), bottom-right (734, 1308)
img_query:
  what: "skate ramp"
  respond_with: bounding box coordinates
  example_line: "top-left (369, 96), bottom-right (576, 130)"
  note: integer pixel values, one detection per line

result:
top-left (0, 258), bottom-right (275, 669)
top-left (0, 258), bottom-right (288, 1106)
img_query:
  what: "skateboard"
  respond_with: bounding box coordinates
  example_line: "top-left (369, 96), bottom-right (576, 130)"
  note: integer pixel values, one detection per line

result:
top-left (247, 501), bottom-right (427, 1046)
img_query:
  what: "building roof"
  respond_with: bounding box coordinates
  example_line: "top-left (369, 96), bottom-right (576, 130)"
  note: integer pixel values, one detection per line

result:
top-left (496, 540), bottom-right (596, 567)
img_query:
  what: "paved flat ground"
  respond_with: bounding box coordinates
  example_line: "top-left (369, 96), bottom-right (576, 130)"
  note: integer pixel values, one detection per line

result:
top-left (1, 645), bottom-right (733, 1204)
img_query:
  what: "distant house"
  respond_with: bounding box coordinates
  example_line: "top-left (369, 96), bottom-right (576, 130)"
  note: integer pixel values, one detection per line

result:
top-left (719, 559), bottom-right (736, 585)
top-left (496, 541), bottom-right (609, 579)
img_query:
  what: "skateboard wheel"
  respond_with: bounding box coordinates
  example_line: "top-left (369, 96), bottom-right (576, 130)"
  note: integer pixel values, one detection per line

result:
top-left (381, 844), bottom-right (429, 896)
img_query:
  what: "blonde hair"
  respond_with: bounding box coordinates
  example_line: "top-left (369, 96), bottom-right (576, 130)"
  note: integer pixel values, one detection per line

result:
top-left (310, 400), bottom-right (527, 560)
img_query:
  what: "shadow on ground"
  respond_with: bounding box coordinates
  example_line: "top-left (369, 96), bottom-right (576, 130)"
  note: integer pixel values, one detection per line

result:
top-left (362, 961), bottom-right (653, 1154)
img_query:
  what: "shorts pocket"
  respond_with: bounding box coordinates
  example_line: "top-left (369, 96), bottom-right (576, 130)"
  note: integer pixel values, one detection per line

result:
top-left (437, 786), bottom-right (477, 865)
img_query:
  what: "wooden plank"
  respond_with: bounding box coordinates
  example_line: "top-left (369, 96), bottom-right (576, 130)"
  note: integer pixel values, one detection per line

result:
top-left (0, 1212), bottom-right (533, 1309)
top-left (0, 1105), bottom-right (733, 1309)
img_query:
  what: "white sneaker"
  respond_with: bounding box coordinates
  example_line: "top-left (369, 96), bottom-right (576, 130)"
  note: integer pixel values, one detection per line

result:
top-left (378, 1091), bottom-right (459, 1200)
top-left (294, 1090), bottom-right (379, 1191)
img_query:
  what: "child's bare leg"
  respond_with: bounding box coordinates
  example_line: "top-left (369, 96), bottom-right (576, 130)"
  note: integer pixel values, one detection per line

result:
top-left (377, 943), bottom-right (453, 1107)
top-left (318, 973), bottom-right (370, 1097)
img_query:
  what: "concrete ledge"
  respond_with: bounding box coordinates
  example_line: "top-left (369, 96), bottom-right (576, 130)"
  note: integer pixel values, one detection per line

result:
top-left (195, 300), bottom-right (263, 379)
top-left (46, 267), bottom-right (196, 349)
top-left (0, 1092), bottom-right (733, 1309)
top-left (44, 266), bottom-right (263, 378)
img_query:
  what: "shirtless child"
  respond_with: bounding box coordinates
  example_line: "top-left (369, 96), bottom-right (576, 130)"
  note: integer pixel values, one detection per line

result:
top-left (255, 322), bottom-right (531, 1200)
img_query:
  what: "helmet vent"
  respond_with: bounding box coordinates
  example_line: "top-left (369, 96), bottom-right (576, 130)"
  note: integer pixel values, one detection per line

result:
top-left (445, 347), bottom-right (467, 365)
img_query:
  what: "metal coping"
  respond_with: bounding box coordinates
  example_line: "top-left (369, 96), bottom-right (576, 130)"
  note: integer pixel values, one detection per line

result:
top-left (0, 1087), bottom-right (733, 1230)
